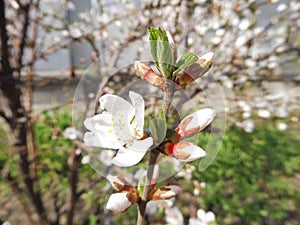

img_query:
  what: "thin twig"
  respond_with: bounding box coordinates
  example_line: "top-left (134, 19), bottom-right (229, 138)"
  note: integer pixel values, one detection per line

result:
top-left (137, 79), bottom-right (175, 225)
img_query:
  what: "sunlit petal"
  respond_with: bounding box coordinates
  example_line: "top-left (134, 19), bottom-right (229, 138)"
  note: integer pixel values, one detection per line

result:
top-left (84, 113), bottom-right (113, 132)
top-left (112, 110), bottom-right (135, 142)
top-left (176, 108), bottom-right (216, 140)
top-left (83, 131), bottom-right (123, 149)
top-left (165, 142), bottom-right (206, 162)
top-left (106, 192), bottom-right (132, 213)
top-left (100, 94), bottom-right (133, 113)
top-left (111, 137), bottom-right (153, 167)
top-left (129, 91), bottom-right (145, 138)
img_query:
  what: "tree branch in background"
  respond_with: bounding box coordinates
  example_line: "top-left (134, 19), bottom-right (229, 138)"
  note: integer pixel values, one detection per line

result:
top-left (0, 0), bottom-right (11, 74)
top-left (66, 148), bottom-right (81, 225)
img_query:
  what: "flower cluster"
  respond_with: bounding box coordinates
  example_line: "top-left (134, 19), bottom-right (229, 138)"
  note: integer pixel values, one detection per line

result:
top-left (83, 28), bottom-right (217, 217)
top-left (83, 94), bottom-right (215, 167)
top-left (105, 168), bottom-right (182, 213)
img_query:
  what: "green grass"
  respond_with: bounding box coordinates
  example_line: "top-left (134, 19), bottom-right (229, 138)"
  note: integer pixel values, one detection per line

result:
top-left (0, 112), bottom-right (299, 225)
top-left (192, 123), bottom-right (300, 225)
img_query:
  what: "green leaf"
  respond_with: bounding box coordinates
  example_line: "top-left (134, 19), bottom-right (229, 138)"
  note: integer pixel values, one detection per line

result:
top-left (149, 117), bottom-right (167, 145)
top-left (137, 175), bottom-right (146, 196)
top-left (173, 52), bottom-right (198, 76)
top-left (166, 129), bottom-right (176, 139)
top-left (148, 27), bottom-right (174, 78)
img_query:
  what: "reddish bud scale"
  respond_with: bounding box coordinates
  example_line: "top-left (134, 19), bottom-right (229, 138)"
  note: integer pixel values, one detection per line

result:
top-left (135, 62), bottom-right (164, 89)
top-left (151, 185), bottom-right (182, 200)
top-left (164, 143), bottom-right (176, 156)
top-left (123, 189), bottom-right (140, 205)
top-left (165, 142), bottom-right (191, 160)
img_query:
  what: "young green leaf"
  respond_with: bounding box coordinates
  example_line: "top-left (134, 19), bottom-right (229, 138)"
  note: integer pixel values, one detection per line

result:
top-left (149, 117), bottom-right (167, 146)
top-left (173, 52), bottom-right (198, 76)
top-left (148, 27), bottom-right (174, 78)
top-left (166, 129), bottom-right (176, 139)
top-left (137, 175), bottom-right (146, 196)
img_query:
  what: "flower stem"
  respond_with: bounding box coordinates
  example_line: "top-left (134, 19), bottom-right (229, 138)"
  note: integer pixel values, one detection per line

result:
top-left (137, 79), bottom-right (175, 225)
top-left (137, 150), bottom-right (159, 225)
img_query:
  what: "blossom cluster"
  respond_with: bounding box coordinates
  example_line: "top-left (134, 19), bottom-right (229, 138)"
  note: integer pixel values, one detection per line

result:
top-left (82, 28), bottom-right (217, 215)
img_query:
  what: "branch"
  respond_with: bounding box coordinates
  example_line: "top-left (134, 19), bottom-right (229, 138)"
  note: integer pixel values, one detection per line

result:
top-left (0, 110), bottom-right (12, 124)
top-left (17, 1), bottom-right (31, 71)
top-left (66, 148), bottom-right (81, 225)
top-left (137, 79), bottom-right (175, 225)
top-left (0, 0), bottom-right (12, 74)
top-left (3, 170), bottom-right (36, 225)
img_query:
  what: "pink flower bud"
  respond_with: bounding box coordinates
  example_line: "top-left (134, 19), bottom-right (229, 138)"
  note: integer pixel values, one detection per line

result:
top-left (135, 61), bottom-right (164, 89)
top-left (107, 175), bottom-right (127, 191)
top-left (173, 108), bottom-right (216, 142)
top-left (164, 142), bottom-right (206, 162)
top-left (177, 52), bottom-right (214, 88)
top-left (151, 185), bottom-right (182, 200)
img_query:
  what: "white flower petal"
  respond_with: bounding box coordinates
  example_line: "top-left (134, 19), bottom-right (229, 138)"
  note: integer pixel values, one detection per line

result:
top-left (111, 137), bottom-right (153, 167)
top-left (112, 109), bottom-right (135, 142)
top-left (106, 175), bottom-right (126, 191)
top-left (99, 150), bottom-right (114, 166)
top-left (188, 217), bottom-right (200, 225)
top-left (84, 113), bottom-right (113, 132)
top-left (206, 211), bottom-right (216, 223)
top-left (197, 209), bottom-right (206, 222)
top-left (83, 131), bottom-right (123, 149)
top-left (170, 142), bottom-right (206, 162)
top-left (106, 192), bottom-right (132, 213)
top-left (129, 91), bottom-right (145, 138)
top-left (165, 206), bottom-right (184, 225)
top-left (187, 108), bottom-right (216, 131)
top-left (177, 108), bottom-right (216, 140)
top-left (100, 94), bottom-right (133, 113)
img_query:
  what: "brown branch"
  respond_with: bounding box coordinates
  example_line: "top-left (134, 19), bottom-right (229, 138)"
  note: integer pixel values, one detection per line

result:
top-left (17, 1), bottom-right (31, 71)
top-left (137, 79), bottom-right (175, 225)
top-left (93, 47), bottom-right (124, 114)
top-left (66, 148), bottom-right (81, 225)
top-left (0, 0), bottom-right (11, 74)
top-left (26, 0), bottom-right (41, 189)
top-left (0, 110), bottom-right (12, 124)
top-left (3, 170), bottom-right (36, 225)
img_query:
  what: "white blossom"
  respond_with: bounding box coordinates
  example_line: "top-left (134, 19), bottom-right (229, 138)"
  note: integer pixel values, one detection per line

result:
top-left (84, 91), bottom-right (153, 167)
top-left (165, 206), bottom-right (184, 225)
top-left (276, 122), bottom-right (288, 131)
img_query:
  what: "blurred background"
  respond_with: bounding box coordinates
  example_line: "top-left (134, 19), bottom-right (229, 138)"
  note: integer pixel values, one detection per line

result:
top-left (0, 0), bottom-right (299, 224)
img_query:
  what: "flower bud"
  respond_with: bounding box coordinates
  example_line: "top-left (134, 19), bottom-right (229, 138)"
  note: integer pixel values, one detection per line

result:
top-left (135, 61), bottom-right (164, 89)
top-left (107, 175), bottom-right (127, 191)
top-left (166, 31), bottom-right (178, 63)
top-left (173, 108), bottom-right (216, 142)
top-left (177, 52), bottom-right (214, 88)
top-left (106, 192), bottom-right (138, 213)
top-left (151, 164), bottom-right (160, 185)
top-left (164, 142), bottom-right (206, 162)
top-left (151, 185), bottom-right (181, 200)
